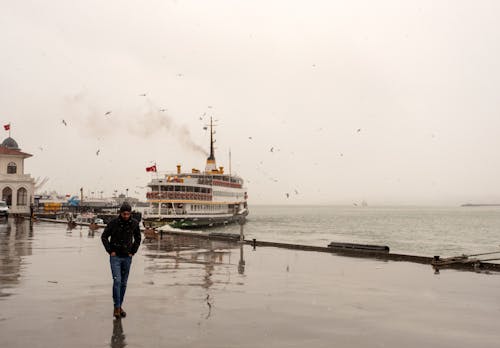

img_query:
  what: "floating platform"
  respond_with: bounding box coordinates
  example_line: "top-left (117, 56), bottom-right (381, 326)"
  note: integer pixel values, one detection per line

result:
top-left (328, 242), bottom-right (389, 253)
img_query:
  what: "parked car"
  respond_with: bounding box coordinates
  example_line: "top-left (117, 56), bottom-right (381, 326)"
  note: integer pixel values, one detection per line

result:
top-left (0, 201), bottom-right (9, 219)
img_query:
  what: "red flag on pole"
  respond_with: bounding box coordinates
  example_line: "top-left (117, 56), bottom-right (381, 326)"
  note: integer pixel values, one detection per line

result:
top-left (3, 124), bottom-right (10, 131)
top-left (146, 165), bottom-right (157, 172)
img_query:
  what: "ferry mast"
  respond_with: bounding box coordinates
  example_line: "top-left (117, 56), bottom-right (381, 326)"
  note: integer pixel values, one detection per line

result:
top-left (205, 117), bottom-right (217, 172)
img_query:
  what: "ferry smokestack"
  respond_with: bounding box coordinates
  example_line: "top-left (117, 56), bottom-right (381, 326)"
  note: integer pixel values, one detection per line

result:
top-left (176, 164), bottom-right (181, 174)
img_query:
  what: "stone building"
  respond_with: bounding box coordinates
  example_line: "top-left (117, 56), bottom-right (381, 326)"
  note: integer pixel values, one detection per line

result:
top-left (0, 137), bottom-right (35, 214)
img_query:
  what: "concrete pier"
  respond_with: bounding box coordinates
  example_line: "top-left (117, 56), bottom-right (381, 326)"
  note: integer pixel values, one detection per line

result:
top-left (1, 220), bottom-right (500, 347)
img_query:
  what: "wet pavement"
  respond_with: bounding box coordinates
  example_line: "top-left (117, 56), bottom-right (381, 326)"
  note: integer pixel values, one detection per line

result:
top-left (1, 219), bottom-right (500, 348)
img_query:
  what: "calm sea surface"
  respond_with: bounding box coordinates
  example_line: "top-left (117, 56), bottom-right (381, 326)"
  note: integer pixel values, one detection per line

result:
top-left (208, 205), bottom-right (500, 257)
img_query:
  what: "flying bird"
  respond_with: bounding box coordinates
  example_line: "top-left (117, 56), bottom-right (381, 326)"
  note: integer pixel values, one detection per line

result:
top-left (294, 189), bottom-right (299, 194)
top-left (270, 147), bottom-right (274, 152)
top-left (285, 193), bottom-right (290, 198)
top-left (139, 93), bottom-right (146, 97)
top-left (62, 119), bottom-right (67, 126)
top-left (357, 128), bottom-right (361, 132)
top-left (96, 149), bottom-right (100, 156)
top-left (104, 111), bottom-right (112, 116)
top-left (38, 147), bottom-right (44, 151)
top-left (248, 136), bottom-right (253, 140)
top-left (177, 73), bottom-right (183, 77)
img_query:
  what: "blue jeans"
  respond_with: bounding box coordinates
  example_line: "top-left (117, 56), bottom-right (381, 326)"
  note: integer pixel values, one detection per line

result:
top-left (110, 255), bottom-right (132, 308)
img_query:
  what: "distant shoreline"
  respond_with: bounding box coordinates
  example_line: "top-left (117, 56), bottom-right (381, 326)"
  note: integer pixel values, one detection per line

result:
top-left (461, 204), bottom-right (500, 207)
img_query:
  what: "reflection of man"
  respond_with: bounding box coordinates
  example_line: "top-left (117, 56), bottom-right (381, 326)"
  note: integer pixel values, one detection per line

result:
top-left (101, 202), bottom-right (141, 319)
top-left (110, 319), bottom-right (127, 348)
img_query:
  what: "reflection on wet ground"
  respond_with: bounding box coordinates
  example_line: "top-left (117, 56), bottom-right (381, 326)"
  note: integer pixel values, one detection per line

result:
top-left (142, 235), bottom-right (244, 289)
top-left (111, 319), bottom-right (126, 348)
top-left (1, 221), bottom-right (500, 348)
top-left (0, 219), bottom-right (33, 298)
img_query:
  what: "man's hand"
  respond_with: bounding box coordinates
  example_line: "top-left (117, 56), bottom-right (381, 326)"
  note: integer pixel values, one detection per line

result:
top-left (110, 251), bottom-right (116, 256)
top-left (128, 253), bottom-right (133, 257)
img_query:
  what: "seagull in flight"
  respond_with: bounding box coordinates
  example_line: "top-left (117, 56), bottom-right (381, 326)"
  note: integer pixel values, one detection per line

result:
top-left (357, 128), bottom-right (361, 132)
top-left (96, 149), bottom-right (100, 156)
top-left (285, 193), bottom-right (290, 198)
top-left (139, 93), bottom-right (146, 97)
top-left (62, 119), bottom-right (67, 126)
top-left (104, 111), bottom-right (112, 116)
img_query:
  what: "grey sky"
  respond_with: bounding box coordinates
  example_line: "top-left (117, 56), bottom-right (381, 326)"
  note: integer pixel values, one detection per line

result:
top-left (1, 1), bottom-right (500, 205)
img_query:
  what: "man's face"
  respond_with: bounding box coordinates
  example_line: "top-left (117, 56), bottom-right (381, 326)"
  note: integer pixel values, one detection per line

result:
top-left (120, 211), bottom-right (131, 221)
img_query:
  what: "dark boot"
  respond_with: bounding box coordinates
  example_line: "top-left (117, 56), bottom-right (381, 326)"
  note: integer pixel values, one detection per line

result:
top-left (113, 307), bottom-right (121, 319)
top-left (120, 307), bottom-right (127, 318)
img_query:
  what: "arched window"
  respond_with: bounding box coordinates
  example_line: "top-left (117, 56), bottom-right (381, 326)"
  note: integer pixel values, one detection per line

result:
top-left (17, 188), bottom-right (28, 206)
top-left (2, 187), bottom-right (12, 206)
top-left (7, 162), bottom-right (17, 174)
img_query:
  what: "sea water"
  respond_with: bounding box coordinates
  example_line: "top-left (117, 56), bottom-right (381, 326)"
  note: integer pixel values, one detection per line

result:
top-left (209, 205), bottom-right (500, 257)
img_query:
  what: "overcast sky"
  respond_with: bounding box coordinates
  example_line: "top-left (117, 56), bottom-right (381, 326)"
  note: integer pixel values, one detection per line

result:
top-left (1, 0), bottom-right (500, 205)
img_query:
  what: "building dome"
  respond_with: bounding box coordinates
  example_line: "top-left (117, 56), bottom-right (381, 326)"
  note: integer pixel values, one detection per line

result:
top-left (1, 137), bottom-right (20, 150)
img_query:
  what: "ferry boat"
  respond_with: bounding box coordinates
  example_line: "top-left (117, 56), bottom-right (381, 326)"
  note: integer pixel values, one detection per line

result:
top-left (142, 119), bottom-right (248, 229)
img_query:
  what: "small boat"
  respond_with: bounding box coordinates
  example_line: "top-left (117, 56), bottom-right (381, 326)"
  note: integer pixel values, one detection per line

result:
top-left (75, 213), bottom-right (103, 225)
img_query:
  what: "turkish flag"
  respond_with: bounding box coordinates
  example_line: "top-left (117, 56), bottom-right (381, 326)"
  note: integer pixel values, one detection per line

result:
top-left (146, 165), bottom-right (157, 172)
top-left (3, 124), bottom-right (10, 131)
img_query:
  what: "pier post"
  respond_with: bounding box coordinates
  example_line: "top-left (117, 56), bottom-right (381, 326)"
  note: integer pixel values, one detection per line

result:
top-left (237, 216), bottom-right (245, 243)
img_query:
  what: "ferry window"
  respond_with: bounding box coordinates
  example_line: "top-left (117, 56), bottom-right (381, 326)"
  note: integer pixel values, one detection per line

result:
top-left (187, 186), bottom-right (193, 192)
top-left (174, 186), bottom-right (180, 191)
top-left (167, 186), bottom-right (173, 191)
top-left (7, 162), bottom-right (17, 174)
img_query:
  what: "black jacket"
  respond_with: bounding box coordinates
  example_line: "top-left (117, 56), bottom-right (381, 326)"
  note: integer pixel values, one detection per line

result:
top-left (101, 216), bottom-right (141, 257)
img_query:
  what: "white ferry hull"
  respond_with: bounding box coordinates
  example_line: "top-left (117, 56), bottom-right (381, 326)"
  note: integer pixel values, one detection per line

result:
top-left (143, 210), bottom-right (248, 229)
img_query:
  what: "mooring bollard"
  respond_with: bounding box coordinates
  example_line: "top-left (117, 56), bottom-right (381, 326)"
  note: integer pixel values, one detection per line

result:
top-left (252, 238), bottom-right (256, 250)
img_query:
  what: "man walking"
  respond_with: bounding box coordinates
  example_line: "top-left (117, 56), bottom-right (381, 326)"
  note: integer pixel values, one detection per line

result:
top-left (101, 202), bottom-right (141, 319)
